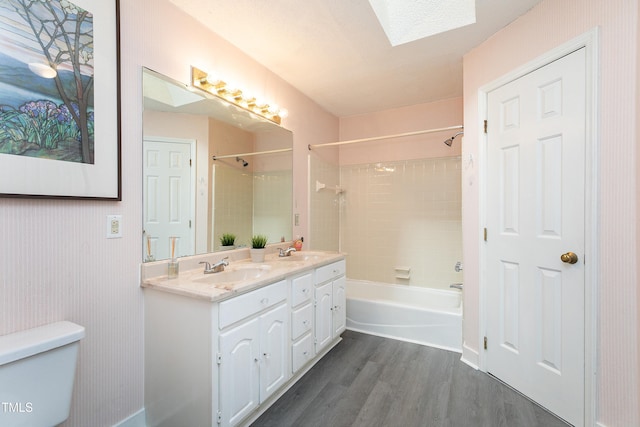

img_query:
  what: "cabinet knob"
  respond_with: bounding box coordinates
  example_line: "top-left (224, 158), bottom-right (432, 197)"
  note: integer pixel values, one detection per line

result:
top-left (263, 352), bottom-right (271, 359)
top-left (303, 320), bottom-right (309, 326)
top-left (303, 351), bottom-right (308, 356)
top-left (261, 298), bottom-right (269, 305)
top-left (302, 288), bottom-right (309, 294)
top-left (254, 358), bottom-right (259, 363)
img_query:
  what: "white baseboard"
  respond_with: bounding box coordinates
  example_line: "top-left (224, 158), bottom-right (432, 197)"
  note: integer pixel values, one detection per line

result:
top-left (461, 341), bottom-right (479, 370)
top-left (113, 408), bottom-right (146, 427)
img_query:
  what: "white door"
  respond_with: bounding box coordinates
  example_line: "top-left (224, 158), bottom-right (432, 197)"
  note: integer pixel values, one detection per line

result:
top-left (143, 139), bottom-right (193, 260)
top-left (485, 48), bottom-right (585, 426)
top-left (259, 303), bottom-right (289, 402)
top-left (219, 318), bottom-right (260, 426)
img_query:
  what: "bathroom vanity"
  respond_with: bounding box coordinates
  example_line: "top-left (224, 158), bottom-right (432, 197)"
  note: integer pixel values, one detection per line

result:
top-left (141, 249), bottom-right (346, 427)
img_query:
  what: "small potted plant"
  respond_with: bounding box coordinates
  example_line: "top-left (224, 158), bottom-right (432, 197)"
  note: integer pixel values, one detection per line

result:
top-left (250, 234), bottom-right (268, 262)
top-left (219, 233), bottom-right (236, 250)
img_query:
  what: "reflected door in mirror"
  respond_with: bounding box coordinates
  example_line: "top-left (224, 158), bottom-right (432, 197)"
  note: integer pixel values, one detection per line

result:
top-left (143, 138), bottom-right (195, 260)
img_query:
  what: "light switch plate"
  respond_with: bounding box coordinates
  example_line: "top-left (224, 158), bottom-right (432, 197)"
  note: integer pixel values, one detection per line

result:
top-left (106, 215), bottom-right (122, 238)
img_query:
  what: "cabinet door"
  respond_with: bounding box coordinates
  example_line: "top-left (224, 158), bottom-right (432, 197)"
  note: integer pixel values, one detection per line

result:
top-left (259, 303), bottom-right (289, 402)
top-left (314, 281), bottom-right (333, 352)
top-left (219, 318), bottom-right (260, 426)
top-left (332, 276), bottom-right (346, 337)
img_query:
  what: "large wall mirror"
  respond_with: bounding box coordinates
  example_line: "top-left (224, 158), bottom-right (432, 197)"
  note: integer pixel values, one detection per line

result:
top-left (142, 68), bottom-right (293, 262)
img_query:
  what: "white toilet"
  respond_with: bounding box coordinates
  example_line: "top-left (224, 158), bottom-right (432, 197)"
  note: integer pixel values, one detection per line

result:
top-left (0, 321), bottom-right (85, 427)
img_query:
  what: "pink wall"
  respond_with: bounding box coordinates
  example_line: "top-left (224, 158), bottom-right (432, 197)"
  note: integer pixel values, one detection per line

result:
top-left (0, 1), bottom-right (338, 426)
top-left (339, 97), bottom-right (463, 165)
top-left (463, 0), bottom-right (639, 425)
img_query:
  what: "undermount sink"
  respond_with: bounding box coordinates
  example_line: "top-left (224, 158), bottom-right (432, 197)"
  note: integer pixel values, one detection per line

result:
top-left (194, 265), bottom-right (271, 285)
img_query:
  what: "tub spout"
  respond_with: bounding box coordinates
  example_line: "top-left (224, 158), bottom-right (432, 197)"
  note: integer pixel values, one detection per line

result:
top-left (450, 283), bottom-right (463, 290)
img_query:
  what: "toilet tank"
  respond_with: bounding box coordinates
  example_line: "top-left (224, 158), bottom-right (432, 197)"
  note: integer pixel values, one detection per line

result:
top-left (0, 321), bottom-right (85, 427)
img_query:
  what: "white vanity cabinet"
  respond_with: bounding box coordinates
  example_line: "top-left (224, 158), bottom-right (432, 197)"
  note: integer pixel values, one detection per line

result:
top-left (218, 280), bottom-right (289, 426)
top-left (143, 252), bottom-right (346, 427)
top-left (290, 272), bottom-right (314, 373)
top-left (314, 260), bottom-right (346, 354)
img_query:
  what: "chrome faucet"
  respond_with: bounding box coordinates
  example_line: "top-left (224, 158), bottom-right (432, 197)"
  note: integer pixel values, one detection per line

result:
top-left (278, 247), bottom-right (297, 257)
top-left (450, 283), bottom-right (463, 290)
top-left (200, 257), bottom-right (229, 274)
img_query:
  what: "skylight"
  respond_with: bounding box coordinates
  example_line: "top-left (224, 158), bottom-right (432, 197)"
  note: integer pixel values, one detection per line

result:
top-left (368, 0), bottom-right (476, 46)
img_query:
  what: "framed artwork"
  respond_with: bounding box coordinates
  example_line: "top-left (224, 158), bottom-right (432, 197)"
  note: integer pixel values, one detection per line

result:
top-left (0, 0), bottom-right (121, 200)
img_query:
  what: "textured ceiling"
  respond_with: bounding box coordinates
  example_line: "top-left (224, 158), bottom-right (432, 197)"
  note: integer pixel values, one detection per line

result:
top-left (368, 0), bottom-right (476, 47)
top-left (169, 0), bottom-right (541, 117)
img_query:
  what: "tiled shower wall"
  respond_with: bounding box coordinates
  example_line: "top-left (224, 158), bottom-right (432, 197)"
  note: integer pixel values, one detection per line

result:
top-left (340, 156), bottom-right (463, 290)
top-left (309, 152), bottom-right (341, 252)
top-left (253, 170), bottom-right (292, 244)
top-left (213, 165), bottom-right (292, 250)
top-left (213, 165), bottom-right (253, 250)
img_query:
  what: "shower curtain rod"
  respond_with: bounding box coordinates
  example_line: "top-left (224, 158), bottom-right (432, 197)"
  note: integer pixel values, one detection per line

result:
top-left (212, 147), bottom-right (292, 160)
top-left (307, 125), bottom-right (463, 150)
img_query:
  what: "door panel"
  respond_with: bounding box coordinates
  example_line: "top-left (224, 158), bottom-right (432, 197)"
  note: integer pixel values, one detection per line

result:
top-left (332, 276), bottom-right (346, 337)
top-left (486, 48), bottom-right (586, 426)
top-left (259, 303), bottom-right (289, 402)
top-left (143, 139), bottom-right (193, 260)
top-left (219, 318), bottom-right (260, 426)
top-left (314, 282), bottom-right (333, 352)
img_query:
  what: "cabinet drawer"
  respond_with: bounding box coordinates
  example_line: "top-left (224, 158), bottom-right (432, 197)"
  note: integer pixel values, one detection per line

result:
top-left (291, 273), bottom-right (313, 307)
top-left (291, 303), bottom-right (313, 340)
top-left (291, 332), bottom-right (314, 373)
top-left (219, 280), bottom-right (287, 329)
top-left (315, 260), bottom-right (346, 285)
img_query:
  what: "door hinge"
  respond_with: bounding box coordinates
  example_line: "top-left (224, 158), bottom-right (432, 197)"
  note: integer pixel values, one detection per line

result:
top-left (217, 410), bottom-right (222, 424)
top-left (483, 120), bottom-right (488, 133)
top-left (216, 353), bottom-right (222, 365)
top-left (484, 336), bottom-right (488, 350)
top-left (190, 158), bottom-right (192, 167)
top-left (189, 220), bottom-right (192, 228)
top-left (483, 228), bottom-right (487, 241)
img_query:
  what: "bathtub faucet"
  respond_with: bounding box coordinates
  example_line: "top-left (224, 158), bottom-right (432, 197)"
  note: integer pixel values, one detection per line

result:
top-left (450, 283), bottom-right (463, 290)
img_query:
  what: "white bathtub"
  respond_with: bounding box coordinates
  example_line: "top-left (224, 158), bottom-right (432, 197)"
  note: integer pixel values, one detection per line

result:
top-left (346, 279), bottom-right (462, 352)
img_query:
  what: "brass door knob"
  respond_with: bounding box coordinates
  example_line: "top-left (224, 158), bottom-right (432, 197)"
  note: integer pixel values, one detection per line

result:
top-left (561, 252), bottom-right (578, 264)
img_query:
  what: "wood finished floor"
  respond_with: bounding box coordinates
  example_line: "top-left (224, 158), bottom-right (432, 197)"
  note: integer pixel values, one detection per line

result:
top-left (252, 330), bottom-right (569, 427)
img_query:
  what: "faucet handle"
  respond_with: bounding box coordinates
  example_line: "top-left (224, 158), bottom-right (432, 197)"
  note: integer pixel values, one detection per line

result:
top-left (199, 261), bottom-right (212, 270)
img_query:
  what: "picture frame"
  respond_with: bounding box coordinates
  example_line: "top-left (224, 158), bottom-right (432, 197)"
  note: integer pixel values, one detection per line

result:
top-left (0, 0), bottom-right (121, 200)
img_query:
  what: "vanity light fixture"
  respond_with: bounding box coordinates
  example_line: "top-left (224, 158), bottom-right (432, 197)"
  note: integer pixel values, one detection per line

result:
top-left (191, 66), bottom-right (288, 124)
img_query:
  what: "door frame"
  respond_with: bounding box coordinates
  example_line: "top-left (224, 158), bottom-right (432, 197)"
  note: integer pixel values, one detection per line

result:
top-left (477, 28), bottom-right (599, 426)
top-left (143, 136), bottom-right (197, 257)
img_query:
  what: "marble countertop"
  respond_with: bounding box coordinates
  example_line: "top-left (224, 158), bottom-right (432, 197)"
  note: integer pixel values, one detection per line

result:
top-left (141, 250), bottom-right (345, 302)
